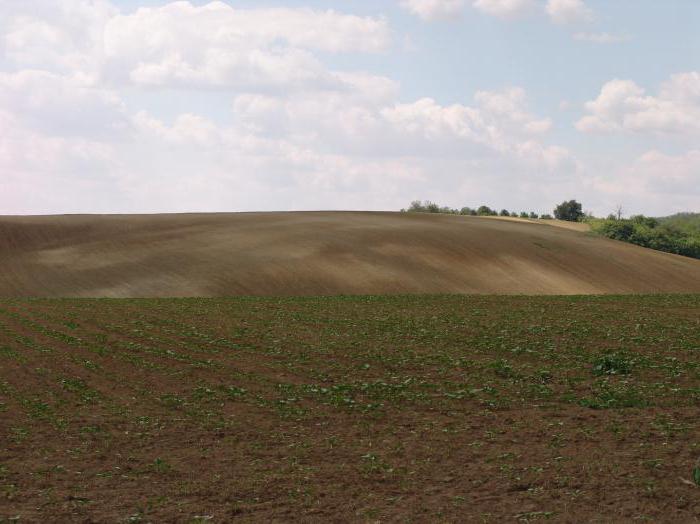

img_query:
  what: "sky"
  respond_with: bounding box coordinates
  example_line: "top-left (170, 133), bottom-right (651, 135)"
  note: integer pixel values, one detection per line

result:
top-left (1, 0), bottom-right (699, 216)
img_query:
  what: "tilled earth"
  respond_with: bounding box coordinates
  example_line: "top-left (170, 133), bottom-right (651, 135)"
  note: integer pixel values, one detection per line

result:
top-left (0, 295), bottom-right (699, 522)
top-left (2, 212), bottom-right (700, 297)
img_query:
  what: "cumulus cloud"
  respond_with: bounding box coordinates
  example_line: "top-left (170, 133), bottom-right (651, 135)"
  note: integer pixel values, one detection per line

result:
top-left (400, 0), bottom-right (466, 20)
top-left (6, 0), bottom-right (674, 216)
top-left (380, 87), bottom-right (570, 170)
top-left (399, 0), bottom-right (540, 21)
top-left (0, 0), bottom-right (117, 76)
top-left (0, 70), bottom-right (128, 138)
top-left (545, 0), bottom-right (593, 25)
top-left (589, 150), bottom-right (700, 215)
top-left (577, 72), bottom-right (700, 135)
top-left (102, 2), bottom-right (391, 89)
top-left (0, 100), bottom-right (122, 214)
top-left (0, 65), bottom-right (573, 213)
top-left (472, 0), bottom-right (536, 19)
top-left (633, 150), bottom-right (700, 196)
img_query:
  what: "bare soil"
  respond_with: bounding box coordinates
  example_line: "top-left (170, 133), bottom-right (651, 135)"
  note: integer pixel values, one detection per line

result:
top-left (0, 212), bottom-right (698, 297)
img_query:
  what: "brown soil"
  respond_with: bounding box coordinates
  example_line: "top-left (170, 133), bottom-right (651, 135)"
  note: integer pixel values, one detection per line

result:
top-left (0, 212), bottom-right (699, 297)
top-left (0, 295), bottom-right (699, 522)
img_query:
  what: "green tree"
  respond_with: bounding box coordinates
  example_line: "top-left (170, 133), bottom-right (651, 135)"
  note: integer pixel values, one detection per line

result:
top-left (426, 201), bottom-right (440, 213)
top-left (554, 200), bottom-right (584, 222)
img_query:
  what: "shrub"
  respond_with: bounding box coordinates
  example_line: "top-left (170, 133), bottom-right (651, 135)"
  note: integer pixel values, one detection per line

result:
top-left (405, 201), bottom-right (458, 215)
top-left (590, 216), bottom-right (700, 260)
top-left (592, 353), bottom-right (634, 376)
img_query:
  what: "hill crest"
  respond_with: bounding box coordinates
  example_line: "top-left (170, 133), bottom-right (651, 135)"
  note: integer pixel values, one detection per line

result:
top-left (0, 211), bottom-right (699, 297)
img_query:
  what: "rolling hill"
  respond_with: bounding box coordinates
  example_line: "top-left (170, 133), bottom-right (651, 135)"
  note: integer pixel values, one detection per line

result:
top-left (0, 211), bottom-right (699, 297)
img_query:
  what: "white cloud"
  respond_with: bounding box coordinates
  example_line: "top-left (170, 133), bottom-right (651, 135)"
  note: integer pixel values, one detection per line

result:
top-left (577, 73), bottom-right (700, 135)
top-left (0, 70), bottom-right (128, 138)
top-left (1, 0), bottom-right (117, 75)
top-left (573, 32), bottom-right (630, 44)
top-left (2, 1), bottom-right (393, 91)
top-left (0, 62), bottom-right (574, 214)
top-left (400, 0), bottom-right (466, 20)
top-left (380, 88), bottom-right (569, 170)
top-left (634, 150), bottom-right (700, 196)
top-left (102, 2), bottom-right (391, 90)
top-left (590, 150), bottom-right (700, 215)
top-left (472, 0), bottom-right (535, 19)
top-left (7, 0), bottom-right (691, 217)
top-left (545, 0), bottom-right (593, 25)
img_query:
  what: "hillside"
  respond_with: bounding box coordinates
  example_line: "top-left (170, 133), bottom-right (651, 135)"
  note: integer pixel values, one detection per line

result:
top-left (659, 212), bottom-right (700, 235)
top-left (0, 211), bottom-right (699, 297)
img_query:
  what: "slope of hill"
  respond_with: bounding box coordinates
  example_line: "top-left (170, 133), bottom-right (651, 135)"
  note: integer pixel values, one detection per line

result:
top-left (0, 211), bottom-right (699, 297)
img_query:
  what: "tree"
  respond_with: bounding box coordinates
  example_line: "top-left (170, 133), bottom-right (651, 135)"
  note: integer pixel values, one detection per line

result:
top-left (519, 212), bottom-right (529, 219)
top-left (477, 205), bottom-right (495, 216)
top-left (554, 200), bottom-right (584, 222)
top-left (499, 209), bottom-right (510, 217)
top-left (529, 212), bottom-right (538, 219)
top-left (615, 204), bottom-right (624, 221)
top-left (408, 200), bottom-right (425, 212)
top-left (426, 201), bottom-right (440, 213)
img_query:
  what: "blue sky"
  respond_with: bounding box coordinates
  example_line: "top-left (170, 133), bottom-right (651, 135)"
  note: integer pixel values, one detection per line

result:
top-left (1, 0), bottom-right (699, 215)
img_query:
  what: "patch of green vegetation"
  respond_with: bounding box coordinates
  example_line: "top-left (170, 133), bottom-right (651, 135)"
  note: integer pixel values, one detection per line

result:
top-left (590, 215), bottom-right (700, 259)
top-left (579, 381), bottom-right (648, 409)
top-left (592, 353), bottom-right (635, 376)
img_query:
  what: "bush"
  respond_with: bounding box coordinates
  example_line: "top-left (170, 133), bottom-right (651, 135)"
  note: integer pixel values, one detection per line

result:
top-left (540, 214), bottom-right (553, 220)
top-left (590, 216), bottom-right (700, 260)
top-left (592, 353), bottom-right (634, 376)
top-left (405, 201), bottom-right (459, 215)
top-left (630, 215), bottom-right (659, 228)
top-left (554, 200), bottom-right (584, 222)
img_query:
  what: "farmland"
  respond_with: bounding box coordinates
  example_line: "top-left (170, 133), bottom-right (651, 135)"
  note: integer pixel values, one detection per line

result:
top-left (1, 295), bottom-right (699, 521)
top-left (2, 212), bottom-right (700, 297)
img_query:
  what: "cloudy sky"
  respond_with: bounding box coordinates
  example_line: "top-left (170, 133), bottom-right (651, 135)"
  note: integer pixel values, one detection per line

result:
top-left (1, 0), bottom-right (698, 216)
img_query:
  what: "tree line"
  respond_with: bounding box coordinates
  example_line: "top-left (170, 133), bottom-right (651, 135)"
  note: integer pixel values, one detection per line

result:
top-left (401, 199), bottom-right (589, 221)
top-left (402, 200), bottom-right (554, 220)
top-left (402, 199), bottom-right (699, 259)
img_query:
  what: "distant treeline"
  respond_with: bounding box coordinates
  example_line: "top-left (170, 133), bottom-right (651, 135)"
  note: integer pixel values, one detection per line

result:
top-left (590, 214), bottom-right (700, 260)
top-left (402, 200), bottom-right (553, 220)
top-left (402, 200), bottom-right (700, 260)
